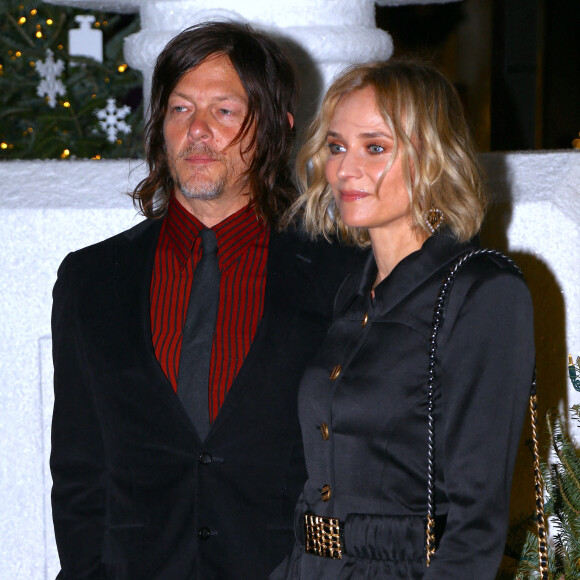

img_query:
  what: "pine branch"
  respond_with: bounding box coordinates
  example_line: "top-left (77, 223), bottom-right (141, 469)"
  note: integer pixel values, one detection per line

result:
top-left (515, 396), bottom-right (580, 578)
top-left (45, 11), bottom-right (67, 52)
top-left (5, 11), bottom-right (35, 48)
top-left (547, 410), bottom-right (580, 504)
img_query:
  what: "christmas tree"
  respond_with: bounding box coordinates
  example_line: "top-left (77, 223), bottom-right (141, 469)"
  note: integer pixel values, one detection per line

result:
top-left (507, 356), bottom-right (580, 579)
top-left (0, 0), bottom-right (144, 159)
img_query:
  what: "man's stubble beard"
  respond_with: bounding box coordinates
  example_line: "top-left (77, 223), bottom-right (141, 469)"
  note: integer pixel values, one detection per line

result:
top-left (169, 144), bottom-right (229, 201)
top-left (175, 169), bottom-right (227, 201)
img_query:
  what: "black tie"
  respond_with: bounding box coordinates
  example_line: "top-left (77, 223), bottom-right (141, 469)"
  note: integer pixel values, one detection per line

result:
top-left (177, 228), bottom-right (220, 440)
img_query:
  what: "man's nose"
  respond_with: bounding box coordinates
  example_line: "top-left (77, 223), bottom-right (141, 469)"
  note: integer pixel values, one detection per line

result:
top-left (187, 110), bottom-right (212, 141)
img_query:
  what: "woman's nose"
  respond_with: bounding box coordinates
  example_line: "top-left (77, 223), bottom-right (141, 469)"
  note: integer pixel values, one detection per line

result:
top-left (336, 151), bottom-right (362, 180)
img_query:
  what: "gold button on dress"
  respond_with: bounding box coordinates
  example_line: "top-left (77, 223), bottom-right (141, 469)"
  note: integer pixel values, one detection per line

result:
top-left (329, 364), bottom-right (341, 380)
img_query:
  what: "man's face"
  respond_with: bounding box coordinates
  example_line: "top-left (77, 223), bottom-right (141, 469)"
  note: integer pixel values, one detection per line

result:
top-left (163, 54), bottom-right (253, 214)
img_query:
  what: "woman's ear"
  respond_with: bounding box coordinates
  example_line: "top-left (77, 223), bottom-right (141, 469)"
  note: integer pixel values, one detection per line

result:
top-left (287, 112), bottom-right (294, 129)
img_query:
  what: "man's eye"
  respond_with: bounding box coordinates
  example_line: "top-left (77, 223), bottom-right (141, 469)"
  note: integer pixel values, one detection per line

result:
top-left (327, 142), bottom-right (345, 154)
top-left (172, 105), bottom-right (187, 112)
top-left (219, 108), bottom-right (232, 115)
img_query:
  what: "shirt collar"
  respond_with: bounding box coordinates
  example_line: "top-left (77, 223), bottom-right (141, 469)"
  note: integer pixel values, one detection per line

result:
top-left (164, 195), bottom-right (268, 269)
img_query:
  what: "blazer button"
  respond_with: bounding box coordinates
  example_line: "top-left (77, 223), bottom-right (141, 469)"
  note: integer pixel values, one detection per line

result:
top-left (321, 484), bottom-right (332, 502)
top-left (198, 452), bottom-right (212, 464)
top-left (329, 364), bottom-right (342, 381)
top-left (362, 312), bottom-right (369, 327)
top-left (320, 423), bottom-right (329, 440)
top-left (198, 527), bottom-right (211, 540)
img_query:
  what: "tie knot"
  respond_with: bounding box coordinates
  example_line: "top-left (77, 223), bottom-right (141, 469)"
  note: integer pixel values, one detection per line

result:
top-left (199, 228), bottom-right (217, 255)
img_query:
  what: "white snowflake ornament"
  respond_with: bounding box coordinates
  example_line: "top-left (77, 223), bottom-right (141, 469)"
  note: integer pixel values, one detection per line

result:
top-left (96, 98), bottom-right (132, 143)
top-left (36, 49), bottom-right (66, 108)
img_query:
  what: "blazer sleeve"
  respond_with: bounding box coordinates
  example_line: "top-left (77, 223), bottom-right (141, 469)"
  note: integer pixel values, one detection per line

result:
top-left (423, 266), bottom-right (535, 579)
top-left (51, 253), bottom-right (108, 579)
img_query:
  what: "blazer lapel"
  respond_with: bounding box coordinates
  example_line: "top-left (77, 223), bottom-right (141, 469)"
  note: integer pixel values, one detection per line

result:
top-left (113, 218), bottom-right (199, 435)
top-left (209, 229), bottom-right (317, 434)
top-left (110, 223), bottom-right (323, 440)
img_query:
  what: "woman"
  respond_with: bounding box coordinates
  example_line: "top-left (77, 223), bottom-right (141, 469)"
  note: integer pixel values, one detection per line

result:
top-left (272, 60), bottom-right (535, 579)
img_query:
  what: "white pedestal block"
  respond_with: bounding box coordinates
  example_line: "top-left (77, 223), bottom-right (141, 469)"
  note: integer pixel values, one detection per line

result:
top-left (0, 150), bottom-right (579, 577)
top-left (0, 160), bottom-right (145, 580)
top-left (47, 0), bottom-right (395, 117)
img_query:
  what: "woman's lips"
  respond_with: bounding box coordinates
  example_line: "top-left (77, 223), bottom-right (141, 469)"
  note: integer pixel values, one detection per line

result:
top-left (339, 190), bottom-right (370, 201)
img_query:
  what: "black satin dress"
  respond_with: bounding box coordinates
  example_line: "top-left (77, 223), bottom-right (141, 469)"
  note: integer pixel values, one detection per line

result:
top-left (271, 231), bottom-right (535, 579)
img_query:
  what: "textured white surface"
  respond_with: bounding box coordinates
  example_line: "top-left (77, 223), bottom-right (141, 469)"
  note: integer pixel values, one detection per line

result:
top-left (114, 0), bottom-right (397, 140)
top-left (480, 151), bottom-right (580, 348)
top-left (0, 150), bottom-right (579, 578)
top-left (45, 0), bottom-right (140, 13)
top-left (48, 0), bottom-right (395, 96)
top-left (0, 161), bottom-right (145, 580)
top-left (44, 0), bottom-right (459, 103)
top-left (123, 0), bottom-right (394, 108)
top-left (140, 0), bottom-right (376, 28)
top-left (479, 152), bottom-right (580, 422)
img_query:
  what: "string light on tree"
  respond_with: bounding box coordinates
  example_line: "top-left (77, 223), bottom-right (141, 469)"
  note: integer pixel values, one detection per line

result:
top-left (0, 3), bottom-right (143, 159)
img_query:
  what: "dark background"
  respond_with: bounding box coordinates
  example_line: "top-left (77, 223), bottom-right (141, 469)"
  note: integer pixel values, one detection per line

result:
top-left (377, 0), bottom-right (580, 152)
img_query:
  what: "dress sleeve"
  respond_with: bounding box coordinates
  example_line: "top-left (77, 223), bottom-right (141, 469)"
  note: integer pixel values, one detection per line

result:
top-left (51, 254), bottom-right (108, 579)
top-left (423, 267), bottom-right (535, 579)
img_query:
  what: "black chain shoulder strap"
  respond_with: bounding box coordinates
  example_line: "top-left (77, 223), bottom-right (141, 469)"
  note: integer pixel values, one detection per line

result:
top-left (424, 249), bottom-right (548, 579)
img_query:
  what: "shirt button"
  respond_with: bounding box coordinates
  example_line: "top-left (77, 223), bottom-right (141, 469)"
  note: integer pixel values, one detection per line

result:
top-left (329, 364), bottom-right (342, 381)
top-left (320, 423), bottom-right (329, 440)
top-left (198, 527), bottom-right (211, 540)
top-left (362, 312), bottom-right (369, 327)
top-left (321, 484), bottom-right (332, 502)
top-left (198, 452), bottom-right (212, 464)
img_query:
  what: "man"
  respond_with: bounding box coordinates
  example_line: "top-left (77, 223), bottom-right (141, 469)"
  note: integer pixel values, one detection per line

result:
top-left (51, 21), bottom-right (361, 580)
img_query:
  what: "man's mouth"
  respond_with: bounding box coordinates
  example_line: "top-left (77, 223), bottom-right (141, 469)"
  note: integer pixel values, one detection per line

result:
top-left (180, 146), bottom-right (220, 165)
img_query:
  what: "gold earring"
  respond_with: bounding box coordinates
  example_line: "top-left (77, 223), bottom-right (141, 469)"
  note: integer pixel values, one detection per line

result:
top-left (425, 207), bottom-right (444, 234)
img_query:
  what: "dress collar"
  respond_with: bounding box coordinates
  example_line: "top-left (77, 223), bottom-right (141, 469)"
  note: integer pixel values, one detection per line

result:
top-left (337, 230), bottom-right (479, 319)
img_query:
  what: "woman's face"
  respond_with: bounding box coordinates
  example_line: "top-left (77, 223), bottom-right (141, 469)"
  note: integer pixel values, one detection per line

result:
top-left (325, 86), bottom-right (413, 239)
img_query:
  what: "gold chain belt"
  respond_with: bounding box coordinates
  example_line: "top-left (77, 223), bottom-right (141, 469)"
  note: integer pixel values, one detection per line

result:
top-left (303, 512), bottom-right (344, 560)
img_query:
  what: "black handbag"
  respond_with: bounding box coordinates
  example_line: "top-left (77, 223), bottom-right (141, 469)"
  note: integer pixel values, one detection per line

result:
top-left (424, 248), bottom-right (548, 579)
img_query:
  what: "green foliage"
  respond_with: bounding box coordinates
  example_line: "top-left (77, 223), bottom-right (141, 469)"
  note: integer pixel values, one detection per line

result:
top-left (514, 404), bottom-right (580, 579)
top-left (0, 0), bottom-right (144, 159)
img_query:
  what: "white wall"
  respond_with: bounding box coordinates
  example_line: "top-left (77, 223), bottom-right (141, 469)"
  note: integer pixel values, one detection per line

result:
top-left (0, 150), bottom-right (578, 578)
top-left (0, 159), bottom-right (145, 580)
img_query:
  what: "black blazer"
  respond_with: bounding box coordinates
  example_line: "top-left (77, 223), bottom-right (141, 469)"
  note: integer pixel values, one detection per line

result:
top-left (272, 231), bottom-right (536, 579)
top-left (51, 217), bottom-right (364, 580)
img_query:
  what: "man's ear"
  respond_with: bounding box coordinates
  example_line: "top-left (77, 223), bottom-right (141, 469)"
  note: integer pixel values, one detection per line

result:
top-left (287, 112), bottom-right (294, 129)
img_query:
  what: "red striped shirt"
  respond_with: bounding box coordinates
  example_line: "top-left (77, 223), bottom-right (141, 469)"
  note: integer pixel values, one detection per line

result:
top-left (151, 196), bottom-right (269, 421)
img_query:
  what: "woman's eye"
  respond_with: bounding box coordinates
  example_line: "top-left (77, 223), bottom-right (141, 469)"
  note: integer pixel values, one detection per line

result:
top-left (327, 142), bottom-right (345, 154)
top-left (171, 105), bottom-right (187, 113)
top-left (219, 108), bottom-right (233, 116)
top-left (368, 144), bottom-right (385, 154)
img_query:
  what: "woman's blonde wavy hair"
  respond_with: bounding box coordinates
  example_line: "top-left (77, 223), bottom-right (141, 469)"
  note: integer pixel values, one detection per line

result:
top-left (286, 58), bottom-right (486, 247)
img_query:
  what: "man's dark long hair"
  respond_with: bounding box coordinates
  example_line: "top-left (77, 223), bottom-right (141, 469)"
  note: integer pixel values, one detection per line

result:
top-left (132, 21), bottom-right (299, 227)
